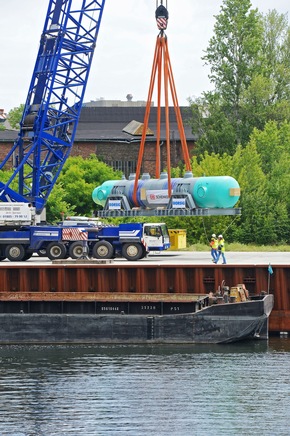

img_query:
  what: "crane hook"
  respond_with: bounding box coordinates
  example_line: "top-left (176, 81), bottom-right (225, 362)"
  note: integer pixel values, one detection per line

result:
top-left (155, 1), bottom-right (168, 31)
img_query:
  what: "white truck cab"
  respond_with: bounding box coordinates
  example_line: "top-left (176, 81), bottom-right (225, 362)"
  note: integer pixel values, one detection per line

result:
top-left (143, 223), bottom-right (170, 251)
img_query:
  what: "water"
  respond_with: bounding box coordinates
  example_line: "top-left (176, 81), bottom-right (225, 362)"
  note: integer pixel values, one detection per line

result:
top-left (0, 339), bottom-right (289, 436)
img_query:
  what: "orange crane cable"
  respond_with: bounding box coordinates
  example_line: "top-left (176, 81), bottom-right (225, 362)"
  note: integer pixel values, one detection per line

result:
top-left (133, 25), bottom-right (191, 204)
top-left (133, 37), bottom-right (161, 205)
top-left (164, 39), bottom-right (192, 171)
top-left (156, 37), bottom-right (163, 178)
top-left (162, 37), bottom-right (172, 197)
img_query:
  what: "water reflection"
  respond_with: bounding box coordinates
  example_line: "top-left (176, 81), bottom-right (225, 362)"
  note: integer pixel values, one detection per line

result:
top-left (0, 338), bottom-right (289, 436)
top-left (1, 337), bottom-right (286, 363)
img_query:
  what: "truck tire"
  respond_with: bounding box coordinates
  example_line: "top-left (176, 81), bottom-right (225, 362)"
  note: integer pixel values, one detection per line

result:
top-left (22, 252), bottom-right (33, 261)
top-left (69, 241), bottom-right (85, 259)
top-left (122, 243), bottom-right (143, 261)
top-left (140, 246), bottom-right (148, 259)
top-left (92, 241), bottom-right (114, 259)
top-left (5, 244), bottom-right (26, 261)
top-left (46, 242), bottom-right (67, 260)
top-left (0, 247), bottom-right (5, 261)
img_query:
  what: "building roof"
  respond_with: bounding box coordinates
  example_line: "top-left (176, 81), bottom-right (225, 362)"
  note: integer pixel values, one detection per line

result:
top-left (0, 106), bottom-right (196, 143)
top-left (0, 129), bottom-right (18, 141)
top-left (76, 106), bottom-right (195, 142)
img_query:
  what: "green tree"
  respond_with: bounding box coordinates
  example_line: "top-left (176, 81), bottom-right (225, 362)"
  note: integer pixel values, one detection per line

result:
top-left (249, 120), bottom-right (290, 174)
top-left (239, 11), bottom-right (290, 133)
top-left (261, 10), bottom-right (290, 101)
top-left (230, 121), bottom-right (290, 244)
top-left (190, 4), bottom-right (290, 159)
top-left (46, 183), bottom-right (75, 223)
top-left (171, 120), bottom-right (290, 245)
top-left (202, 0), bottom-right (263, 143)
top-left (190, 0), bottom-right (264, 154)
top-left (247, 121), bottom-right (290, 242)
top-left (53, 154), bottom-right (121, 218)
top-left (189, 93), bottom-right (237, 155)
top-left (231, 143), bottom-right (268, 243)
top-left (239, 74), bottom-right (275, 134)
top-left (7, 104), bottom-right (24, 129)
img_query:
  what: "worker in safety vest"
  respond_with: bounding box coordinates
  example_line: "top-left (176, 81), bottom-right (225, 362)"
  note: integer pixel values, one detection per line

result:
top-left (215, 235), bottom-right (226, 264)
top-left (210, 234), bottom-right (218, 262)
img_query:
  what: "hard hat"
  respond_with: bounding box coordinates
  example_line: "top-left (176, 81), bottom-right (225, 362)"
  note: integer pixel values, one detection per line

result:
top-left (218, 234), bottom-right (223, 238)
top-left (212, 234), bottom-right (216, 237)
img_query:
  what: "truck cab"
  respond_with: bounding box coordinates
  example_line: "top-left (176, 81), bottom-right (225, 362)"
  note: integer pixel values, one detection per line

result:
top-left (143, 223), bottom-right (170, 251)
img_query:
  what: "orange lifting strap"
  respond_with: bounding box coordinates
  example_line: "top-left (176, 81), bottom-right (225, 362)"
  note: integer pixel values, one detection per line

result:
top-left (132, 32), bottom-right (192, 206)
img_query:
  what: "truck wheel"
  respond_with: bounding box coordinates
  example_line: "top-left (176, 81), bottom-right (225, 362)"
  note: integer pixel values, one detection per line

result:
top-left (0, 247), bottom-right (5, 261)
top-left (5, 244), bottom-right (26, 261)
top-left (37, 248), bottom-right (47, 257)
top-left (122, 243), bottom-right (143, 261)
top-left (69, 241), bottom-right (84, 259)
top-left (22, 252), bottom-right (33, 261)
top-left (92, 241), bottom-right (114, 259)
top-left (140, 246), bottom-right (148, 259)
top-left (47, 242), bottom-right (67, 260)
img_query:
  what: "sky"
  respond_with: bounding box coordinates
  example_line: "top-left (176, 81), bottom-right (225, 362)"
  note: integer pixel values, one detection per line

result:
top-left (1, 0), bottom-right (290, 113)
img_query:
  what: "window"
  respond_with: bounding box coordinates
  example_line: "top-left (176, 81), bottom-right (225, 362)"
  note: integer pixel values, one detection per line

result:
top-left (108, 160), bottom-right (137, 177)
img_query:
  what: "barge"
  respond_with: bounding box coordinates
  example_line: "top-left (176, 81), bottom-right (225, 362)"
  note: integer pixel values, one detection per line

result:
top-left (0, 284), bottom-right (273, 344)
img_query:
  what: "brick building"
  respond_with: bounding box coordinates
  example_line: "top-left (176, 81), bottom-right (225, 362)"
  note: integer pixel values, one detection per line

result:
top-left (0, 105), bottom-right (196, 178)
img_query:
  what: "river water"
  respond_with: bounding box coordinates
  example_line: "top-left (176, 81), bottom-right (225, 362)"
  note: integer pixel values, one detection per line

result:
top-left (0, 338), bottom-right (289, 436)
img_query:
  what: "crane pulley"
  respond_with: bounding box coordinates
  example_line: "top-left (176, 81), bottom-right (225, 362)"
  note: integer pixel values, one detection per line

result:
top-left (155, 1), bottom-right (169, 31)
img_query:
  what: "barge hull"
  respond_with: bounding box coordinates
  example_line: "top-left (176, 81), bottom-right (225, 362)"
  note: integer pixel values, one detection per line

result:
top-left (0, 295), bottom-right (273, 344)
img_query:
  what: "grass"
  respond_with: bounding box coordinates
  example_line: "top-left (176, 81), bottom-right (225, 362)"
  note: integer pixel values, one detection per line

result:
top-left (186, 243), bottom-right (290, 252)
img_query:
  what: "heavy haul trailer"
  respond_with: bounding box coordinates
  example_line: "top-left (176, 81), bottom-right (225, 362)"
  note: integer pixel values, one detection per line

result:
top-left (0, 203), bottom-right (170, 261)
top-left (53, 221), bottom-right (170, 261)
top-left (0, 223), bottom-right (154, 262)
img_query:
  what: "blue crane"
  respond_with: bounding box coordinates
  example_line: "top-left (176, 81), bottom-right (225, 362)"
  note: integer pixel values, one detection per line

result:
top-left (0, 0), bottom-right (106, 214)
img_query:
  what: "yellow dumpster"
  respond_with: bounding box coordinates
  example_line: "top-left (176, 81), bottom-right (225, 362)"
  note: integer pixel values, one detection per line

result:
top-left (168, 229), bottom-right (187, 250)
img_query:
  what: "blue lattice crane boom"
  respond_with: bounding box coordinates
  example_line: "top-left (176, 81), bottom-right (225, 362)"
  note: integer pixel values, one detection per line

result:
top-left (0, 0), bottom-right (106, 214)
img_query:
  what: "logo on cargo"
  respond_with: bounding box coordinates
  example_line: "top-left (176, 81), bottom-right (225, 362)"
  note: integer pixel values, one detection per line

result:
top-left (108, 200), bottom-right (121, 210)
top-left (147, 190), bottom-right (168, 204)
top-left (172, 198), bottom-right (186, 208)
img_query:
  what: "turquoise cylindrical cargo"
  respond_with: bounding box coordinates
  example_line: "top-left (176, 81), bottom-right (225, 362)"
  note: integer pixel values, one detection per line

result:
top-left (192, 176), bottom-right (240, 208)
top-left (92, 174), bottom-right (240, 209)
